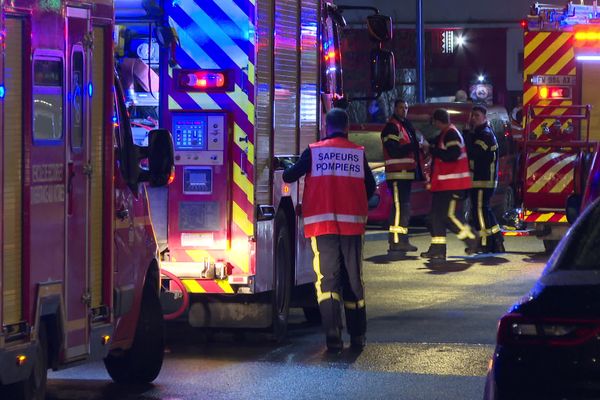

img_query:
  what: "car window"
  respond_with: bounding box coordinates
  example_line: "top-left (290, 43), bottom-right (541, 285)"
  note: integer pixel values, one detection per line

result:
top-left (552, 200), bottom-right (600, 271)
top-left (409, 118), bottom-right (466, 141)
top-left (489, 118), bottom-right (508, 157)
top-left (348, 131), bottom-right (384, 162)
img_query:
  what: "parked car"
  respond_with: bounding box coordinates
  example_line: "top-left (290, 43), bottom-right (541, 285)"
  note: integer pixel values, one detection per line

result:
top-left (349, 102), bottom-right (518, 227)
top-left (484, 197), bottom-right (600, 399)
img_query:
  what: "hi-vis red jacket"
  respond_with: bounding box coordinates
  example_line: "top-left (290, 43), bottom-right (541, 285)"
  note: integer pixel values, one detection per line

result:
top-left (302, 137), bottom-right (368, 237)
top-left (430, 124), bottom-right (472, 191)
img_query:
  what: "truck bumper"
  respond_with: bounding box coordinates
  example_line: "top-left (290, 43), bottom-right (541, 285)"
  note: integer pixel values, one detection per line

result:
top-left (0, 342), bottom-right (36, 385)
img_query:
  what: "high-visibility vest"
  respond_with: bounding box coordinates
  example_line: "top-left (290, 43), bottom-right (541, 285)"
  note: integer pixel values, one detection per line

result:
top-left (382, 117), bottom-right (416, 179)
top-left (430, 125), bottom-right (472, 191)
top-left (302, 137), bottom-right (368, 237)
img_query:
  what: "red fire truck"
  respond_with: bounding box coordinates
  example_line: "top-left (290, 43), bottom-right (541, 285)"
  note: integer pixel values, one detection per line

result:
top-left (517, 2), bottom-right (600, 252)
top-left (113, 0), bottom-right (394, 337)
top-left (0, 1), bottom-right (174, 398)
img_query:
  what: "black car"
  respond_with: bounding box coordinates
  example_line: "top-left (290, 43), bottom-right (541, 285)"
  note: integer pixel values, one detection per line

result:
top-left (484, 198), bottom-right (600, 399)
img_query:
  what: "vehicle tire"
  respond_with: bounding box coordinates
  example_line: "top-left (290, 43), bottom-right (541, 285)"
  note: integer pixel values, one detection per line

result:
top-left (302, 306), bottom-right (322, 324)
top-left (543, 239), bottom-right (559, 254)
top-left (271, 215), bottom-right (292, 342)
top-left (104, 282), bottom-right (165, 383)
top-left (1, 323), bottom-right (48, 400)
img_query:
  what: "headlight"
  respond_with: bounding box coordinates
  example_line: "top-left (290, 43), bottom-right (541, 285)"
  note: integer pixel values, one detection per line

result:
top-left (373, 170), bottom-right (386, 185)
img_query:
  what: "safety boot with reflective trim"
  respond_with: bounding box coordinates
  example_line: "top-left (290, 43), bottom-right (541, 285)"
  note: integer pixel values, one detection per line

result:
top-left (420, 243), bottom-right (446, 260)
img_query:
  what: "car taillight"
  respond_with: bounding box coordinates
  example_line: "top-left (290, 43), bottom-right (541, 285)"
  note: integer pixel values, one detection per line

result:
top-left (497, 313), bottom-right (600, 347)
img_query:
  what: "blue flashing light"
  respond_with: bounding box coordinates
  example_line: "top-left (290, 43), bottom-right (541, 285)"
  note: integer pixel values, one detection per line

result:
top-left (0, 85), bottom-right (5, 99)
top-left (112, 115), bottom-right (118, 123)
top-left (88, 83), bottom-right (93, 97)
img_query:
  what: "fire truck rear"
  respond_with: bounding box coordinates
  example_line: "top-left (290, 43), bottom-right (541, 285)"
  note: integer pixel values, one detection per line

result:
top-left (0, 1), bottom-right (174, 398)
top-left (113, 0), bottom-right (394, 336)
top-left (518, 2), bottom-right (600, 252)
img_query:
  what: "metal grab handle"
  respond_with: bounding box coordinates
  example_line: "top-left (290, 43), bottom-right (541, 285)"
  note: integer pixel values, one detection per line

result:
top-left (116, 206), bottom-right (129, 221)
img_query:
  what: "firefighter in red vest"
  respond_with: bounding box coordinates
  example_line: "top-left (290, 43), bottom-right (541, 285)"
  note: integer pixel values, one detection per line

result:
top-left (283, 108), bottom-right (376, 353)
top-left (380, 99), bottom-right (424, 254)
top-left (421, 108), bottom-right (479, 261)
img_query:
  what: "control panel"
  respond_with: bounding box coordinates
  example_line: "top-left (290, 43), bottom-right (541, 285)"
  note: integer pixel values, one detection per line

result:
top-left (168, 112), bottom-right (230, 251)
top-left (172, 113), bottom-right (226, 165)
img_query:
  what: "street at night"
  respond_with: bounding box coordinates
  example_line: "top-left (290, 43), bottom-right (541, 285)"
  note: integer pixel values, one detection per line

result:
top-left (46, 231), bottom-right (546, 400)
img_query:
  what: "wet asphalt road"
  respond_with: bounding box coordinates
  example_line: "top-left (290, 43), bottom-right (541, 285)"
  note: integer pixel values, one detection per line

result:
top-left (47, 228), bottom-right (548, 400)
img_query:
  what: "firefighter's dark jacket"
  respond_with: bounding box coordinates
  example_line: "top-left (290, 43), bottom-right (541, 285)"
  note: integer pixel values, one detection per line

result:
top-left (430, 127), bottom-right (462, 162)
top-left (466, 122), bottom-right (498, 189)
top-left (282, 132), bottom-right (376, 200)
top-left (381, 115), bottom-right (423, 180)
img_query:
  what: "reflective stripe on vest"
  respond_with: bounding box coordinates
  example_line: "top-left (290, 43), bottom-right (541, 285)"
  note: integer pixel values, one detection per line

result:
top-left (382, 117), bottom-right (416, 175)
top-left (304, 213), bottom-right (367, 225)
top-left (302, 137), bottom-right (368, 237)
top-left (430, 125), bottom-right (472, 191)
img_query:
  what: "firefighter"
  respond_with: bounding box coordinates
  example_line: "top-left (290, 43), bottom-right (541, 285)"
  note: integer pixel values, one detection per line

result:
top-left (283, 108), bottom-right (376, 353)
top-left (380, 99), bottom-right (423, 254)
top-left (466, 105), bottom-right (505, 253)
top-left (421, 108), bottom-right (478, 261)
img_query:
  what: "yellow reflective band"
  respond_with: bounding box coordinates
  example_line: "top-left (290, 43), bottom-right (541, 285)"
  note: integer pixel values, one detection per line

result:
top-left (383, 134), bottom-right (402, 142)
top-left (472, 181), bottom-right (497, 188)
top-left (477, 190), bottom-right (487, 246)
top-left (318, 291), bottom-right (341, 303)
top-left (311, 237), bottom-right (325, 304)
top-left (445, 140), bottom-right (462, 148)
top-left (392, 181), bottom-right (400, 243)
top-left (449, 199), bottom-right (476, 240)
top-left (344, 299), bottom-right (366, 309)
top-left (475, 140), bottom-right (488, 150)
top-left (490, 145), bottom-right (498, 151)
top-left (386, 171), bottom-right (415, 180)
top-left (389, 225), bottom-right (408, 234)
top-left (431, 236), bottom-right (447, 244)
top-left (490, 225), bottom-right (501, 234)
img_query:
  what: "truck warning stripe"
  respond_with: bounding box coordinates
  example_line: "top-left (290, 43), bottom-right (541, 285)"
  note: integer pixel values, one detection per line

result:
top-left (181, 279), bottom-right (235, 294)
top-left (526, 155), bottom-right (576, 193)
top-left (526, 152), bottom-right (565, 179)
top-left (524, 211), bottom-right (567, 223)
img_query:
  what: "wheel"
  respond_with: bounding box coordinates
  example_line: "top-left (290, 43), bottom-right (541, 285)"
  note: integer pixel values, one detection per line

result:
top-left (1, 323), bottom-right (48, 400)
top-left (104, 282), bottom-right (165, 383)
top-left (302, 306), bottom-right (322, 324)
top-left (543, 239), bottom-right (559, 254)
top-left (271, 215), bottom-right (292, 342)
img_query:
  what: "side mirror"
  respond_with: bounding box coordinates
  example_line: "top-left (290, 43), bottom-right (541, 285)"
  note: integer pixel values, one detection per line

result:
top-left (143, 129), bottom-right (174, 187)
top-left (367, 14), bottom-right (393, 42)
top-left (370, 48), bottom-right (395, 93)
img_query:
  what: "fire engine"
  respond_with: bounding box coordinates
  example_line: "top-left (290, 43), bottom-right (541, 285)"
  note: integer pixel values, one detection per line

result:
top-left (517, 2), bottom-right (600, 252)
top-left (113, 0), bottom-right (394, 336)
top-left (0, 1), bottom-right (174, 398)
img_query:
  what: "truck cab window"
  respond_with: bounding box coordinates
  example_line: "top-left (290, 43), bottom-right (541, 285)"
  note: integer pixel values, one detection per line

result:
top-left (321, 14), bottom-right (343, 97)
top-left (33, 58), bottom-right (63, 142)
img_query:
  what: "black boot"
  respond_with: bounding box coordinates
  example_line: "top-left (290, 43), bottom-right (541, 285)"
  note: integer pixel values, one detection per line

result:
top-left (489, 233), bottom-right (505, 253)
top-left (389, 235), bottom-right (418, 252)
top-left (326, 328), bottom-right (343, 354)
top-left (464, 237), bottom-right (481, 255)
top-left (420, 244), bottom-right (446, 260)
top-left (465, 237), bottom-right (486, 254)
